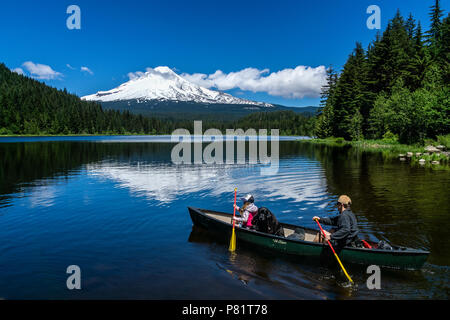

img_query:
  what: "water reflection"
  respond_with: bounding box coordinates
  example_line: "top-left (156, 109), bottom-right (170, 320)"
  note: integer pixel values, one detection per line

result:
top-left (87, 157), bottom-right (329, 212)
top-left (0, 139), bottom-right (449, 299)
top-left (1, 140), bottom-right (448, 257)
top-left (28, 184), bottom-right (57, 208)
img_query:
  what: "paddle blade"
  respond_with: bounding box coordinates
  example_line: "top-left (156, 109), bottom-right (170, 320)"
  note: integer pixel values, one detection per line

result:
top-left (229, 228), bottom-right (236, 252)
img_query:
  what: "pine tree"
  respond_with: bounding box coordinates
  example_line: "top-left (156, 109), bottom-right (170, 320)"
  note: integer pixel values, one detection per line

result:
top-left (407, 21), bottom-right (429, 90)
top-left (366, 32), bottom-right (386, 96)
top-left (332, 42), bottom-right (368, 140)
top-left (437, 13), bottom-right (450, 85)
top-left (320, 66), bottom-right (338, 107)
top-left (406, 13), bottom-right (416, 39)
top-left (315, 66), bottom-right (337, 138)
top-left (426, 0), bottom-right (444, 49)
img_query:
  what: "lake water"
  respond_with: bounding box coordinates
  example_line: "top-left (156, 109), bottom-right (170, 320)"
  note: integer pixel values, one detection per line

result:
top-left (0, 136), bottom-right (448, 299)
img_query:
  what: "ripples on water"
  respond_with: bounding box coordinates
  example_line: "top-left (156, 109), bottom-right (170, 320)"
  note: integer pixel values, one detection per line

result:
top-left (0, 137), bottom-right (448, 299)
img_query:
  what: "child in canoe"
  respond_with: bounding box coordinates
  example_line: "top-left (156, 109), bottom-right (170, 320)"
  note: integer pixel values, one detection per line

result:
top-left (233, 194), bottom-right (258, 228)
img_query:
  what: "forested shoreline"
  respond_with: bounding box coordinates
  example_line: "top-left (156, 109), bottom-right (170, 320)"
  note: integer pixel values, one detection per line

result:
top-left (315, 0), bottom-right (449, 145)
top-left (0, 63), bottom-right (167, 135)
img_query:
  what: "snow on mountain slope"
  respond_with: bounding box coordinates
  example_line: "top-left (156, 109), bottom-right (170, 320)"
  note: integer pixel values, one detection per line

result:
top-left (82, 66), bottom-right (273, 107)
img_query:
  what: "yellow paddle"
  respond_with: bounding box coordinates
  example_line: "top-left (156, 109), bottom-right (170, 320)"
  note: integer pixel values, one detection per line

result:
top-left (314, 218), bottom-right (354, 284)
top-left (228, 188), bottom-right (238, 252)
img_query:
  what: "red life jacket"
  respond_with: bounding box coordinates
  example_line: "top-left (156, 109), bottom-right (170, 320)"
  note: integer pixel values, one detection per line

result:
top-left (244, 211), bottom-right (256, 228)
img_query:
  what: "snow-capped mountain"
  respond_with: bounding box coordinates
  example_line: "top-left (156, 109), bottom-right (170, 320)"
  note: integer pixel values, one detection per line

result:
top-left (82, 66), bottom-right (273, 107)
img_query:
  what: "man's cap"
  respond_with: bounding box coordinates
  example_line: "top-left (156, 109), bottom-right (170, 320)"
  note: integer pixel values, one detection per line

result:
top-left (337, 195), bottom-right (352, 205)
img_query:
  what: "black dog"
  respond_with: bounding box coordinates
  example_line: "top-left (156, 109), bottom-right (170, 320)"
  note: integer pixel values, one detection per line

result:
top-left (252, 207), bottom-right (284, 237)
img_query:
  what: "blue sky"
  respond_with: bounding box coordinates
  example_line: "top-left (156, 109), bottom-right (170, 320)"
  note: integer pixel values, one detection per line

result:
top-left (1, 0), bottom-right (448, 107)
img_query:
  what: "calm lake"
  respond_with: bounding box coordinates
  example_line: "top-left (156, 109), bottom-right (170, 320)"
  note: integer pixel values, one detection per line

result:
top-left (0, 136), bottom-right (448, 299)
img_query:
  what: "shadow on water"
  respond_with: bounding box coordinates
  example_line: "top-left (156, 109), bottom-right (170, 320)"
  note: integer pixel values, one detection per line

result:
top-left (188, 225), bottom-right (344, 299)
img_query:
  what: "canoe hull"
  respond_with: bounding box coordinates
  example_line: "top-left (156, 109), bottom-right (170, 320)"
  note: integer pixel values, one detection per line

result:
top-left (188, 207), bottom-right (429, 270)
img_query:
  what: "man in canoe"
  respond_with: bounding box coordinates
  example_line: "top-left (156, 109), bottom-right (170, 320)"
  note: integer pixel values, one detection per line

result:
top-left (312, 195), bottom-right (359, 248)
top-left (233, 194), bottom-right (258, 229)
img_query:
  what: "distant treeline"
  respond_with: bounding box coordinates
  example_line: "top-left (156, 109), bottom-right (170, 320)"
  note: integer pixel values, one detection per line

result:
top-left (168, 110), bottom-right (316, 135)
top-left (0, 63), bottom-right (315, 136)
top-left (230, 110), bottom-right (315, 136)
top-left (315, 0), bottom-right (449, 144)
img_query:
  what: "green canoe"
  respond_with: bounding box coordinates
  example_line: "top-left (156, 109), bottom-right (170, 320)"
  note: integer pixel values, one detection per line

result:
top-left (188, 207), bottom-right (430, 270)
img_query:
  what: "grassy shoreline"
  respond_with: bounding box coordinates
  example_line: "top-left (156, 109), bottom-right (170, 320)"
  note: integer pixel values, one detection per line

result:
top-left (299, 137), bottom-right (450, 166)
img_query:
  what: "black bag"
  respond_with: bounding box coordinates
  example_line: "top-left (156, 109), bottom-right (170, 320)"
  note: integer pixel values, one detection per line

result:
top-left (252, 207), bottom-right (284, 237)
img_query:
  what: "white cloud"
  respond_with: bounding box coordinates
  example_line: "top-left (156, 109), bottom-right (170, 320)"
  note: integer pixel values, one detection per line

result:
top-left (81, 66), bottom-right (94, 75)
top-left (12, 67), bottom-right (25, 75)
top-left (127, 70), bottom-right (146, 80)
top-left (181, 66), bottom-right (327, 99)
top-left (127, 67), bottom-right (175, 80)
top-left (22, 61), bottom-right (62, 80)
top-left (66, 64), bottom-right (75, 70)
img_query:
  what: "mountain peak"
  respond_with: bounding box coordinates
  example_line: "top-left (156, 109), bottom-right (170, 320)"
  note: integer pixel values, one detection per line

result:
top-left (153, 66), bottom-right (174, 74)
top-left (82, 66), bottom-right (273, 107)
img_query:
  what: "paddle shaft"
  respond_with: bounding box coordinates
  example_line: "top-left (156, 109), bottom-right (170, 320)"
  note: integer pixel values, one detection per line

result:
top-left (314, 219), bottom-right (354, 284)
top-left (228, 188), bottom-right (238, 252)
top-left (232, 188), bottom-right (237, 227)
